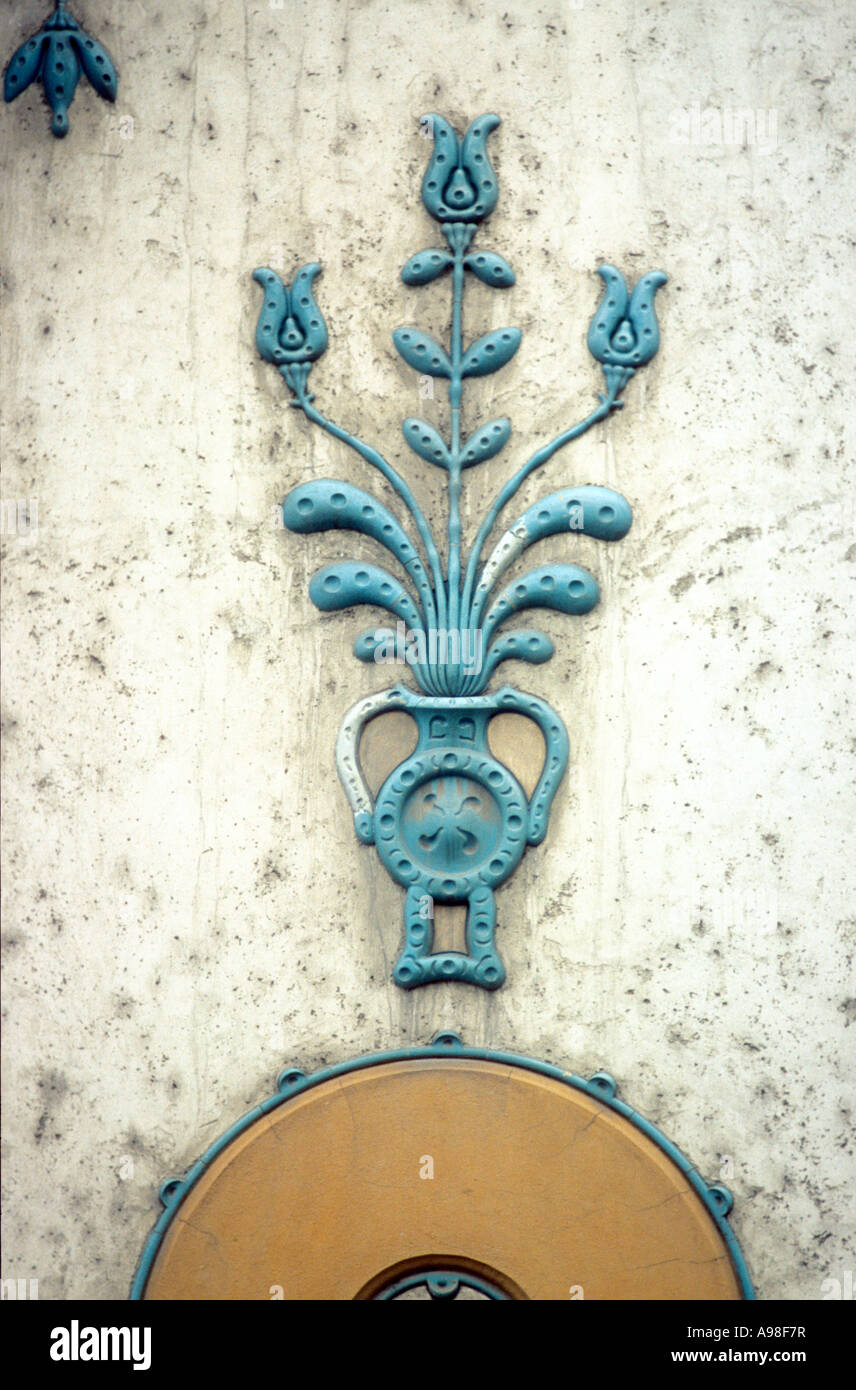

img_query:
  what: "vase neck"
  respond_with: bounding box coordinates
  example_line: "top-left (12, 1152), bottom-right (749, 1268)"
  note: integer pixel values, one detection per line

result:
top-left (408, 699), bottom-right (495, 750)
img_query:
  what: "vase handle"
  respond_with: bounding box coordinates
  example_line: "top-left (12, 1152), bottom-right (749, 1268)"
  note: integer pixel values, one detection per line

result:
top-left (335, 686), bottom-right (414, 844)
top-left (494, 688), bottom-right (570, 844)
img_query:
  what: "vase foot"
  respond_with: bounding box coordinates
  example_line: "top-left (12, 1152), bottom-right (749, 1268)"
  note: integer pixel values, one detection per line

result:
top-left (393, 886), bottom-right (505, 990)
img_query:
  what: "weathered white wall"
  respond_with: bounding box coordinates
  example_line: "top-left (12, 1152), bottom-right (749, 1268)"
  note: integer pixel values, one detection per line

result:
top-left (1, 0), bottom-right (853, 1300)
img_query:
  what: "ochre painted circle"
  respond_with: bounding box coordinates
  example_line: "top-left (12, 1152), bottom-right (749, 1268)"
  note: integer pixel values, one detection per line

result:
top-left (142, 1059), bottom-right (743, 1300)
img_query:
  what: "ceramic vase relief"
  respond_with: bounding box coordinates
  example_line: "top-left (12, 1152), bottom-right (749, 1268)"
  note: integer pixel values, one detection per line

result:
top-left (253, 113), bottom-right (666, 989)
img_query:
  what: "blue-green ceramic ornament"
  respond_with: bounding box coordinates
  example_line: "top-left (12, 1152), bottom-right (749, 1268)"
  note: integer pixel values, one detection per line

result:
top-left (253, 114), bottom-right (666, 989)
top-left (4, 3), bottom-right (117, 137)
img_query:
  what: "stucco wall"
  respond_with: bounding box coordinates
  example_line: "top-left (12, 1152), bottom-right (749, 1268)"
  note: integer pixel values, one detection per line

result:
top-left (1, 0), bottom-right (853, 1300)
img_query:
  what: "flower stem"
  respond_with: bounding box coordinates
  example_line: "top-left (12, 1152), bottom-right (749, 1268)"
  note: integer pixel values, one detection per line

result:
top-left (288, 375), bottom-right (444, 636)
top-left (462, 388), bottom-right (622, 632)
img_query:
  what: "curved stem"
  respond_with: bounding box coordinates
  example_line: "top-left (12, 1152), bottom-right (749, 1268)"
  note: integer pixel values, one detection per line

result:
top-left (462, 390), bottom-right (620, 632)
top-left (289, 374), bottom-right (443, 636)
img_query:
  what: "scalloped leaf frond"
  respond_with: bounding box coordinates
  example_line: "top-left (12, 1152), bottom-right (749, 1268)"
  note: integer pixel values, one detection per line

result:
top-left (308, 561), bottom-right (424, 632)
top-left (483, 563), bottom-right (600, 642)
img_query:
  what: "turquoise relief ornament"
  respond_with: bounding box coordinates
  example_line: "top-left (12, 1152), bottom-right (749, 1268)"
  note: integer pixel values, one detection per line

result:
top-left (253, 115), bottom-right (666, 990)
top-left (3, 2), bottom-right (117, 137)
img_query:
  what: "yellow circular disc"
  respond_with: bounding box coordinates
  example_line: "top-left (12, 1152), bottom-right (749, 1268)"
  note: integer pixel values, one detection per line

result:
top-left (141, 1057), bottom-right (746, 1300)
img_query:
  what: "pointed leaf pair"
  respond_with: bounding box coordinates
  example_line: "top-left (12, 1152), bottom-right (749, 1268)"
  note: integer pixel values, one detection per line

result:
top-left (402, 417), bottom-right (511, 470)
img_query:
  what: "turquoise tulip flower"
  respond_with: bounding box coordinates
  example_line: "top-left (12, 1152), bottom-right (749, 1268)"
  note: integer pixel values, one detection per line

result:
top-left (587, 265), bottom-right (667, 368)
top-left (252, 264), bottom-right (328, 366)
top-left (419, 113), bottom-right (501, 223)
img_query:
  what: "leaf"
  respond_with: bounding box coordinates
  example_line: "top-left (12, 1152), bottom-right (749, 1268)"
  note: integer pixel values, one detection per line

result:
top-left (4, 34), bottom-right (46, 102)
top-left (464, 252), bottom-right (515, 287)
top-left (42, 34), bottom-right (80, 115)
top-left (460, 327), bottom-right (521, 378)
top-left (401, 249), bottom-right (453, 285)
top-left (71, 30), bottom-right (118, 100)
top-left (513, 485), bottom-right (632, 544)
top-left (353, 628), bottom-right (395, 662)
top-left (490, 631), bottom-right (554, 664)
top-left (481, 629), bottom-right (555, 683)
top-left (308, 561), bottom-right (424, 632)
top-left (484, 564), bottom-right (600, 640)
top-left (284, 479), bottom-right (418, 553)
top-left (402, 419), bottom-right (451, 469)
top-left (393, 327), bottom-right (452, 378)
top-left (459, 418), bottom-right (511, 468)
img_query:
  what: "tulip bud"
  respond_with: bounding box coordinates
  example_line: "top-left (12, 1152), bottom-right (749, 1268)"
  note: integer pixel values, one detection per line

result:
top-left (252, 263), bottom-right (328, 367)
top-left (587, 265), bottom-right (667, 368)
top-left (419, 113), bottom-right (501, 223)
